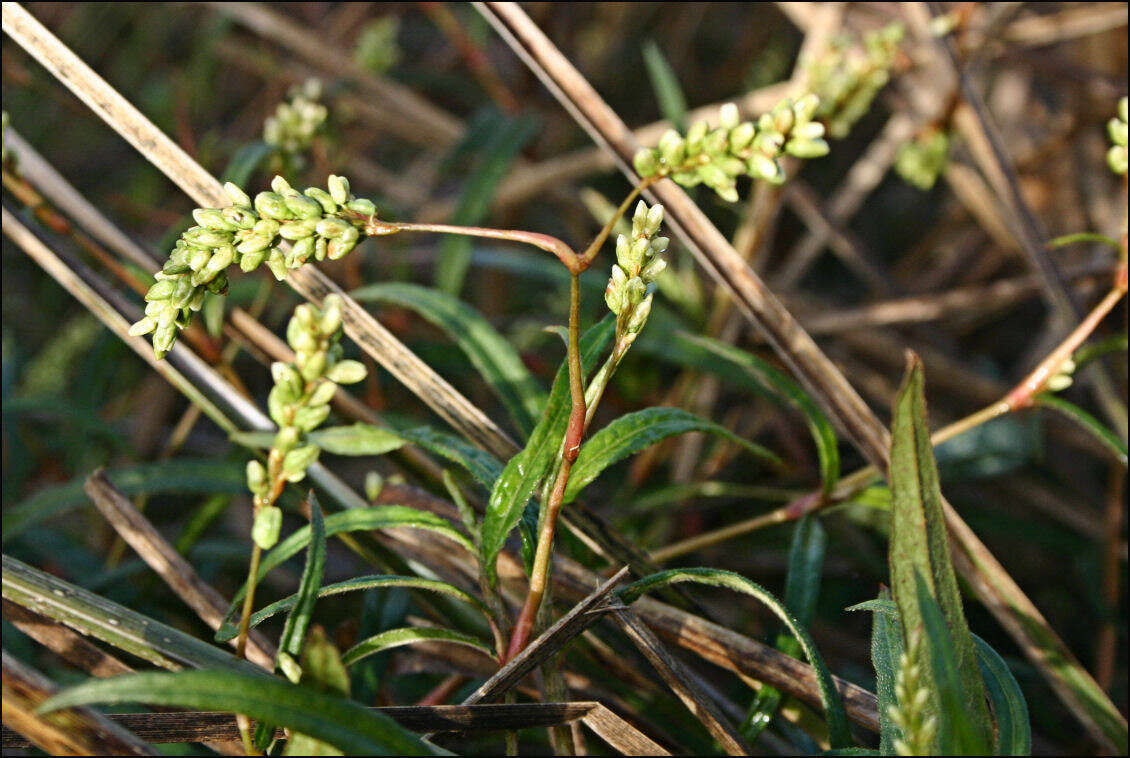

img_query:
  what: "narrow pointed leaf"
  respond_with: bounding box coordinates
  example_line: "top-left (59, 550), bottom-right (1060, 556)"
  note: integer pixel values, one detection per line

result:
top-left (1035, 394), bottom-right (1127, 466)
top-left (642, 40), bottom-right (688, 131)
top-left (350, 282), bottom-right (546, 437)
top-left (889, 356), bottom-right (991, 744)
top-left (3, 459), bottom-right (246, 542)
top-left (564, 407), bottom-right (780, 503)
top-left (220, 506), bottom-right (474, 627)
top-left (218, 575), bottom-right (491, 642)
top-left (974, 636), bottom-right (1031, 756)
top-left (38, 670), bottom-right (435, 755)
top-left (311, 425), bottom-right (406, 457)
top-left (480, 316), bottom-right (614, 585)
top-left (742, 515), bottom-right (826, 742)
top-left (278, 493), bottom-right (327, 665)
top-left (638, 330), bottom-right (840, 495)
top-left (915, 572), bottom-right (991, 755)
top-left (619, 567), bottom-right (851, 748)
top-left (342, 626), bottom-right (494, 667)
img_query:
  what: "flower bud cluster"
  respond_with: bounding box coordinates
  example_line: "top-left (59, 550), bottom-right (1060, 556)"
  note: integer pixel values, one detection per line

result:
top-left (887, 642), bottom-right (938, 756)
top-left (895, 129), bottom-right (950, 191)
top-left (245, 295), bottom-right (366, 548)
top-left (605, 201), bottom-right (667, 341)
top-left (633, 96), bottom-right (829, 201)
top-left (130, 175), bottom-right (377, 358)
top-left (1108, 97), bottom-right (1128, 176)
top-left (806, 23), bottom-right (904, 140)
top-left (263, 78), bottom-right (328, 157)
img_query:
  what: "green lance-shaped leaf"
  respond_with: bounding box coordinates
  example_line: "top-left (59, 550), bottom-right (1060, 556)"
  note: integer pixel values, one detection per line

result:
top-left (888, 356), bottom-right (991, 750)
top-left (219, 506), bottom-right (475, 633)
top-left (236, 424), bottom-right (503, 490)
top-left (915, 573), bottom-right (991, 755)
top-left (276, 493), bottom-right (328, 680)
top-left (350, 282), bottom-right (546, 438)
top-left (1034, 394), bottom-right (1127, 466)
top-left (38, 670), bottom-right (436, 756)
top-left (310, 424), bottom-right (407, 457)
top-left (642, 40), bottom-right (688, 132)
top-left (222, 141), bottom-right (278, 187)
top-left (741, 515), bottom-right (826, 742)
top-left (638, 330), bottom-right (840, 495)
top-left (871, 590), bottom-right (905, 756)
top-left (3, 459), bottom-right (247, 543)
top-left (342, 626), bottom-right (494, 667)
top-left (219, 575), bottom-right (492, 642)
top-left (619, 567), bottom-right (851, 749)
top-left (480, 316), bottom-right (614, 586)
top-left (974, 636), bottom-right (1031, 756)
top-left (435, 114), bottom-right (537, 296)
top-left (563, 407), bottom-right (780, 503)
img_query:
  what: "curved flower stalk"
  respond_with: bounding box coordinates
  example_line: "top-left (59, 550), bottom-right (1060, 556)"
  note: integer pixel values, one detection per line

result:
top-left (129, 174), bottom-right (376, 358)
top-left (237, 295), bottom-right (365, 654)
top-left (632, 97), bottom-right (830, 200)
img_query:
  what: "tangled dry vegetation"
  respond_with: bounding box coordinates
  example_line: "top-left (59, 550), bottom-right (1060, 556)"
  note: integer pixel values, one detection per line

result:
top-left (1, 2), bottom-right (1127, 756)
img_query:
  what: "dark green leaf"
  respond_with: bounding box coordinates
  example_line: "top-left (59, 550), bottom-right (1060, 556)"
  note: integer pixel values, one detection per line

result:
top-left (220, 506), bottom-right (474, 629)
top-left (435, 115), bottom-right (537, 295)
top-left (564, 407), bottom-right (780, 503)
top-left (278, 493), bottom-right (327, 667)
top-left (742, 516), bottom-right (826, 743)
top-left (3, 459), bottom-right (247, 543)
top-left (619, 567), bottom-right (851, 749)
top-left (974, 636), bottom-right (1031, 756)
top-left (342, 627), bottom-right (493, 667)
top-left (480, 316), bottom-right (614, 585)
top-left (1035, 394), bottom-right (1127, 466)
top-left (218, 574), bottom-right (490, 642)
top-left (642, 40), bottom-right (688, 131)
top-left (889, 357), bottom-right (991, 744)
top-left (1072, 333), bottom-right (1127, 371)
top-left (915, 572), bottom-right (991, 755)
top-left (638, 330), bottom-right (840, 495)
top-left (2, 555), bottom-right (264, 675)
top-left (350, 282), bottom-right (546, 437)
top-left (221, 141), bottom-right (278, 186)
top-left (38, 670), bottom-right (435, 755)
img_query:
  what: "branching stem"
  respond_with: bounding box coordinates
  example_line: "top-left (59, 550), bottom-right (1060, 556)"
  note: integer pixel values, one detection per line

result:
top-left (651, 282), bottom-right (1128, 564)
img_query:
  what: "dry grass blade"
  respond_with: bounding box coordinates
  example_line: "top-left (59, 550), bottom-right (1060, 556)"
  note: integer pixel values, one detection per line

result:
top-left (3, 601), bottom-right (133, 680)
top-left (611, 601), bottom-right (749, 756)
top-left (2, 603), bottom-right (245, 756)
top-left (1, 703), bottom-right (596, 746)
top-left (1, 651), bottom-right (156, 756)
top-left (472, 3), bottom-right (1126, 749)
top-left (83, 471), bottom-right (276, 669)
top-left (461, 567), bottom-right (630, 706)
